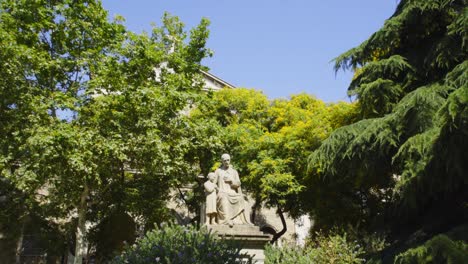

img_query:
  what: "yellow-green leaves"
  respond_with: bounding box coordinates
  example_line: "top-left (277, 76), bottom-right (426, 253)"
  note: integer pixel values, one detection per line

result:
top-left (193, 88), bottom-right (356, 212)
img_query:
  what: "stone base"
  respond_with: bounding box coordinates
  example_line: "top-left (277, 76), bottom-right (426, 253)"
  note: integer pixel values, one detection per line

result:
top-left (207, 224), bottom-right (272, 263)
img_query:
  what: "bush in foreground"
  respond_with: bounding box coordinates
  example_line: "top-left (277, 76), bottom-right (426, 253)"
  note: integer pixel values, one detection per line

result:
top-left (265, 231), bottom-right (364, 264)
top-left (112, 224), bottom-right (250, 264)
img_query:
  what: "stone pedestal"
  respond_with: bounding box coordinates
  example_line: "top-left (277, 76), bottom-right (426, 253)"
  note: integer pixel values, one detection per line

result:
top-left (207, 225), bottom-right (272, 264)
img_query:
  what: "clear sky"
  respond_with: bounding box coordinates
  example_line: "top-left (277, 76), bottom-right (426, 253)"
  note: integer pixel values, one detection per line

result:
top-left (101, 0), bottom-right (398, 102)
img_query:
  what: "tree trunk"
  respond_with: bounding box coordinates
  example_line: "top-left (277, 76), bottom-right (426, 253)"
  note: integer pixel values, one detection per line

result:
top-left (271, 206), bottom-right (287, 244)
top-left (73, 185), bottom-right (88, 264)
top-left (15, 220), bottom-right (25, 264)
top-left (250, 198), bottom-right (261, 223)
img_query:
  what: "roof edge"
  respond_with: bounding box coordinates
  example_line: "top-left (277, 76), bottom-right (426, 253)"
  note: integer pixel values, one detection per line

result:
top-left (200, 70), bottom-right (236, 89)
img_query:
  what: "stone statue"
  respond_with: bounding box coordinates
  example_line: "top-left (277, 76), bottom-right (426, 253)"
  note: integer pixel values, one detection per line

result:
top-left (204, 172), bottom-right (218, 225)
top-left (203, 155), bottom-right (271, 263)
top-left (214, 153), bottom-right (251, 227)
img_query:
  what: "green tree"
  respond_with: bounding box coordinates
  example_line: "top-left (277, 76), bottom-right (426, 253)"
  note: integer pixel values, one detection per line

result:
top-left (308, 0), bottom-right (467, 260)
top-left (0, 1), bottom-right (212, 263)
top-left (192, 89), bottom-right (357, 240)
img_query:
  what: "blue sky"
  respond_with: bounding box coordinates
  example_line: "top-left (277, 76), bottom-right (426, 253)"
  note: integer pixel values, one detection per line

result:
top-left (101, 0), bottom-right (398, 102)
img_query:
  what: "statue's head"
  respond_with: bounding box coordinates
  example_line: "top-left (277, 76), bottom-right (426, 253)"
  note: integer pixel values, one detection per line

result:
top-left (221, 153), bottom-right (231, 167)
top-left (207, 172), bottom-right (216, 182)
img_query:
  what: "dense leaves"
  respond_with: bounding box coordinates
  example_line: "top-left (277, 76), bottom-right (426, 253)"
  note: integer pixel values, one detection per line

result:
top-left (0, 0), bottom-right (212, 263)
top-left (113, 224), bottom-right (249, 264)
top-left (265, 231), bottom-right (365, 264)
top-left (192, 89), bottom-right (358, 219)
top-left (1, 0), bottom-right (466, 263)
top-left (308, 0), bottom-right (467, 262)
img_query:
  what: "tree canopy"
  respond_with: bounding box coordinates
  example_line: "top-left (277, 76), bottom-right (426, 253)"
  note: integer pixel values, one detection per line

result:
top-left (308, 0), bottom-right (467, 261)
top-left (191, 88), bottom-right (358, 222)
top-left (1, 0), bottom-right (466, 263)
top-left (0, 0), bottom-right (212, 262)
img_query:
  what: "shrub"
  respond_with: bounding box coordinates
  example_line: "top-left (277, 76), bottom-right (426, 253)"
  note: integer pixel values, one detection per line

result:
top-left (309, 232), bottom-right (365, 264)
top-left (265, 243), bottom-right (311, 264)
top-left (265, 231), bottom-right (364, 264)
top-left (112, 224), bottom-right (250, 264)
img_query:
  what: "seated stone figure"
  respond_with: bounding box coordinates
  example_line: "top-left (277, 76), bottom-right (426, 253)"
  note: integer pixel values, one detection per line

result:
top-left (214, 153), bottom-right (251, 227)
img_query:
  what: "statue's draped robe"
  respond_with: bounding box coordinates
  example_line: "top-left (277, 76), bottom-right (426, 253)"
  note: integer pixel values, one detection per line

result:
top-left (215, 166), bottom-right (250, 225)
top-left (204, 181), bottom-right (217, 214)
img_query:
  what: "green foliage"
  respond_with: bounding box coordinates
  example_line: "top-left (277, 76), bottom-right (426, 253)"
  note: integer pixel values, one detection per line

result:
top-left (365, 224), bottom-right (468, 264)
top-left (394, 234), bottom-right (468, 264)
top-left (192, 88), bottom-right (357, 216)
top-left (113, 224), bottom-right (249, 264)
top-left (308, 232), bottom-right (365, 264)
top-left (265, 244), bottom-right (311, 264)
top-left (0, 0), bottom-right (214, 261)
top-left (254, 161), bottom-right (302, 207)
top-left (308, 0), bottom-right (467, 236)
top-left (89, 211), bottom-right (137, 263)
top-left (192, 88), bottom-right (270, 126)
top-left (265, 231), bottom-right (365, 264)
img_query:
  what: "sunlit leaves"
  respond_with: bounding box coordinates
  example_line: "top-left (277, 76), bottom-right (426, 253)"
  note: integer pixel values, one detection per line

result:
top-left (193, 88), bottom-right (357, 214)
top-left (0, 0), bottom-right (213, 260)
top-left (309, 0), bottom-right (468, 241)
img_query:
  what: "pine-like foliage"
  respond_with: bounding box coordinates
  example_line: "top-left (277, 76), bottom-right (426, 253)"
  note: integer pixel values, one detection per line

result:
top-left (308, 0), bottom-right (467, 243)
